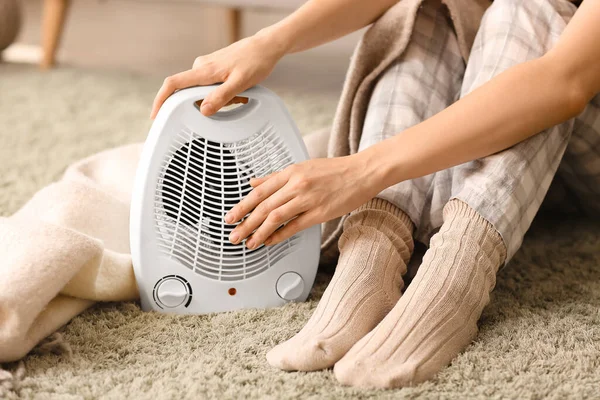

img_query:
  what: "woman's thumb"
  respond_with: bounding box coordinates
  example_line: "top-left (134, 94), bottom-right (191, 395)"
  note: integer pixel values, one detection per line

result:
top-left (201, 78), bottom-right (244, 116)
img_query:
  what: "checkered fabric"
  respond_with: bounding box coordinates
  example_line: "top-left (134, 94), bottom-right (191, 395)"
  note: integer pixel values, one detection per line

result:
top-left (359, 0), bottom-right (599, 263)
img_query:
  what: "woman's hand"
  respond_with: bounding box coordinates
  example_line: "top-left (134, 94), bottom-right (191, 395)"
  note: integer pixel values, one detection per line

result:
top-left (150, 32), bottom-right (287, 119)
top-left (149, 0), bottom-right (402, 119)
top-left (225, 153), bottom-right (382, 249)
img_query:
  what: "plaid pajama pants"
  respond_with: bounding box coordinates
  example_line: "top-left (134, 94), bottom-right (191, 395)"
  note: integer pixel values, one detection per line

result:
top-left (359, 0), bottom-right (600, 263)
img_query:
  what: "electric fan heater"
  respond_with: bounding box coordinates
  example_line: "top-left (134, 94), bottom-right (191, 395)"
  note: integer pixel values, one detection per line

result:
top-left (130, 85), bottom-right (321, 314)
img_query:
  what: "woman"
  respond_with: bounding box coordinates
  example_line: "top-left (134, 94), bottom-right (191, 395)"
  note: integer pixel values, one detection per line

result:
top-left (151, 0), bottom-right (600, 388)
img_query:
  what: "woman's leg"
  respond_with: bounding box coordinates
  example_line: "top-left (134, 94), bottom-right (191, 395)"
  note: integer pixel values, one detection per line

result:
top-left (266, 0), bottom-right (464, 372)
top-left (359, 0), bottom-right (465, 238)
top-left (267, 199), bottom-right (413, 371)
top-left (335, 0), bottom-right (578, 388)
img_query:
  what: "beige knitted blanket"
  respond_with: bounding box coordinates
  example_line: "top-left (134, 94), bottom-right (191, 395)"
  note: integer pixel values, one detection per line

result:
top-left (0, 0), bottom-right (489, 363)
top-left (0, 145), bottom-right (142, 363)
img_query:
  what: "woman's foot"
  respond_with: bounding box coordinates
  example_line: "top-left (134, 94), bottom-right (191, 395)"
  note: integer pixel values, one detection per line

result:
top-left (266, 198), bottom-right (413, 371)
top-left (334, 200), bottom-right (506, 388)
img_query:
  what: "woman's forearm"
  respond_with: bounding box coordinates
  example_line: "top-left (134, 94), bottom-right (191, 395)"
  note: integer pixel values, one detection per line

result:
top-left (365, 55), bottom-right (589, 191)
top-left (257, 0), bottom-right (399, 55)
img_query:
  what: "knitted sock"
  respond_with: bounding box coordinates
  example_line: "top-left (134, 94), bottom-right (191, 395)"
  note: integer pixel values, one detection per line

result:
top-left (266, 198), bottom-right (414, 371)
top-left (334, 199), bottom-right (507, 388)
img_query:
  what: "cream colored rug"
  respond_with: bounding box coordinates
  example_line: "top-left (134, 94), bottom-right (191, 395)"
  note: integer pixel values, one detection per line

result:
top-left (1, 64), bottom-right (599, 400)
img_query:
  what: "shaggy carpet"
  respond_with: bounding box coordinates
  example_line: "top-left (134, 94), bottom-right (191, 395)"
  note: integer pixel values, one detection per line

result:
top-left (0, 64), bottom-right (599, 400)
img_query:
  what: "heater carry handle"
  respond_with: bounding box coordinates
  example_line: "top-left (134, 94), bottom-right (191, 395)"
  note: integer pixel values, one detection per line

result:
top-left (176, 85), bottom-right (282, 143)
top-left (195, 97), bottom-right (259, 122)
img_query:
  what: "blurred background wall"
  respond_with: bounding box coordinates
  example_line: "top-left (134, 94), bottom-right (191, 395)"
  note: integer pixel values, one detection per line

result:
top-left (8, 0), bottom-right (364, 93)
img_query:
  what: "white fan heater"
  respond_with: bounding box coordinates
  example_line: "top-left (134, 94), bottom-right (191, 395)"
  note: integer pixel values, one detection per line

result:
top-left (130, 85), bottom-right (320, 314)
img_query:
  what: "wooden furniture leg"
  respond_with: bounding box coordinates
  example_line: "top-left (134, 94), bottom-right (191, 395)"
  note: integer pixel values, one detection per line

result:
top-left (41, 0), bottom-right (70, 69)
top-left (227, 7), bottom-right (241, 44)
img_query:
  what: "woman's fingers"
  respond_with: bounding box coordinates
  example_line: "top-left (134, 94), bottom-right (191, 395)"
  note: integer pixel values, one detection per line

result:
top-left (244, 199), bottom-right (304, 249)
top-left (228, 185), bottom-right (295, 246)
top-left (225, 171), bottom-right (288, 224)
top-left (201, 76), bottom-right (246, 116)
top-left (150, 68), bottom-right (217, 119)
top-left (250, 172), bottom-right (278, 188)
top-left (264, 213), bottom-right (315, 246)
top-left (197, 96), bottom-right (248, 110)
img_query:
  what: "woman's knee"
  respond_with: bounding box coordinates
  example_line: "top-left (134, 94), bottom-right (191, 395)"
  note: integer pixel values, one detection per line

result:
top-left (480, 0), bottom-right (576, 37)
top-left (463, 0), bottom-right (577, 95)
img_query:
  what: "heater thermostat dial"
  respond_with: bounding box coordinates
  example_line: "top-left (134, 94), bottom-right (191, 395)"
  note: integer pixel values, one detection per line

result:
top-left (276, 272), bottom-right (305, 301)
top-left (156, 277), bottom-right (189, 308)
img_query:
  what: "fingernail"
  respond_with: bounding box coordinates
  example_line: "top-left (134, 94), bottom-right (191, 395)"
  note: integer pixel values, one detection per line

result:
top-left (201, 103), bottom-right (213, 115)
top-left (264, 238), bottom-right (272, 246)
top-left (229, 232), bottom-right (239, 244)
top-left (246, 240), bottom-right (255, 250)
top-left (224, 212), bottom-right (233, 224)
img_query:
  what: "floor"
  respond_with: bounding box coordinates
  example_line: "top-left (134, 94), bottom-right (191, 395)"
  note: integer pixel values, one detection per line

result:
top-left (1, 64), bottom-right (599, 400)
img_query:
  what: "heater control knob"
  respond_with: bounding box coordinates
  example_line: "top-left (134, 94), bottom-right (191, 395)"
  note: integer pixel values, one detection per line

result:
top-left (156, 278), bottom-right (189, 308)
top-left (276, 272), bottom-right (305, 301)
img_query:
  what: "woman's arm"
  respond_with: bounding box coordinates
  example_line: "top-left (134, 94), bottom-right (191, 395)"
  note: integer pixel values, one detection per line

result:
top-left (260, 0), bottom-right (399, 54)
top-left (370, 0), bottom-right (600, 189)
top-left (226, 1), bottom-right (600, 249)
top-left (150, 0), bottom-right (398, 118)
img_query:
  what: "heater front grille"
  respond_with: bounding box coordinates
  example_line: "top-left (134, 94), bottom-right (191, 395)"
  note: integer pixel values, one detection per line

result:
top-left (154, 124), bottom-right (300, 281)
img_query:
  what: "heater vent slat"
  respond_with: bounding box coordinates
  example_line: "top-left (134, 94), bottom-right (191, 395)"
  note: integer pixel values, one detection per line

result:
top-left (154, 124), bottom-right (299, 281)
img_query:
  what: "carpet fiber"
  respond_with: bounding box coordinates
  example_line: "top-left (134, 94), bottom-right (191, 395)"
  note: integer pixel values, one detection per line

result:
top-left (1, 64), bottom-right (599, 399)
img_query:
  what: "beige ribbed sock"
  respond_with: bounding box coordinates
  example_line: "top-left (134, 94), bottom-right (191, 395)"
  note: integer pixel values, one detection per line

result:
top-left (266, 198), bottom-right (414, 371)
top-left (334, 199), bottom-right (507, 388)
